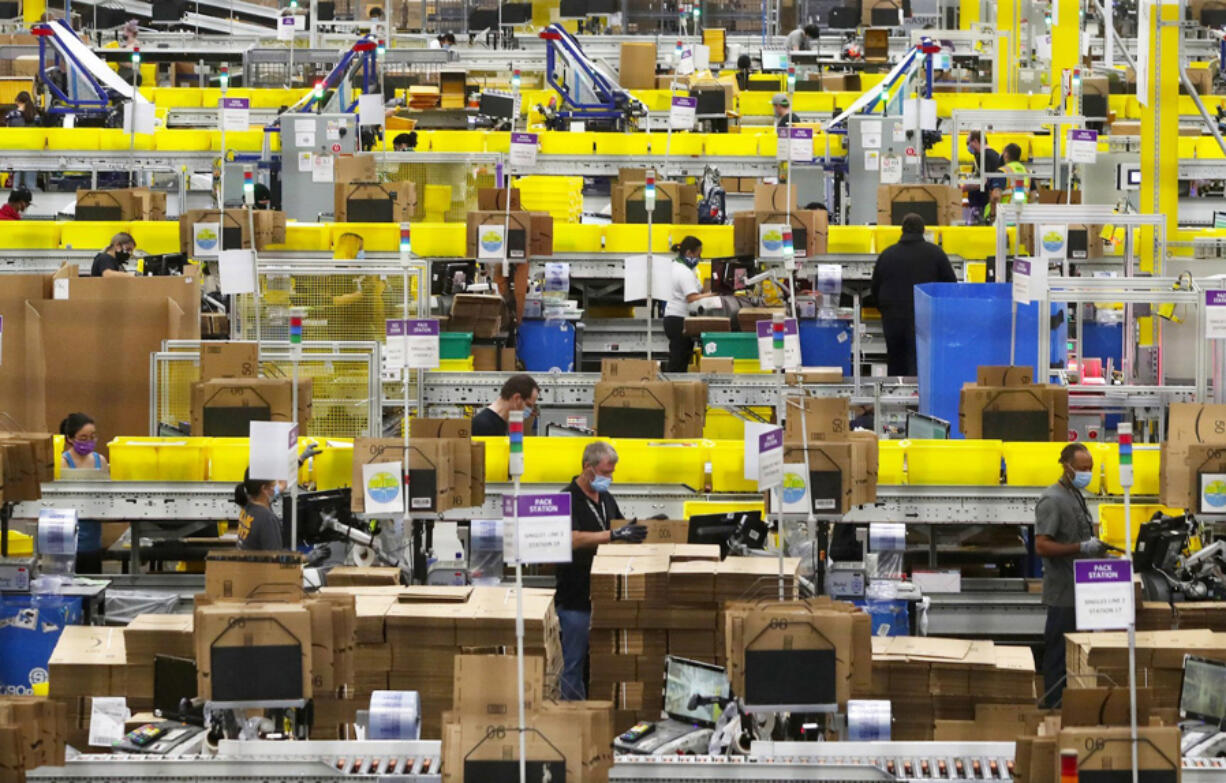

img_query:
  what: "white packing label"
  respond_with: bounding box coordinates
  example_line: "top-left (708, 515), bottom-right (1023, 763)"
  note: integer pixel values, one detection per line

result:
top-left (789, 127), bottom-right (814, 161)
top-left (476, 224), bottom-right (507, 259)
top-left (1206, 290), bottom-right (1226, 339)
top-left (88, 697), bottom-right (130, 748)
top-left (248, 421), bottom-right (298, 482)
top-left (193, 222), bottom-right (222, 257)
top-left (1037, 224), bottom-right (1068, 261)
top-left (312, 154), bottom-right (334, 183)
top-left (509, 132), bottom-right (539, 167)
top-left (863, 150), bottom-right (880, 172)
top-left (298, 152), bottom-right (313, 172)
top-left (502, 493), bottom-right (573, 565)
top-left (755, 318), bottom-right (802, 371)
top-left (362, 461), bottom-right (405, 517)
top-left (880, 154), bottom-right (902, 183)
top-left (123, 101), bottom-right (155, 135)
top-left (694, 44), bottom-right (710, 70)
top-left (676, 46), bottom-right (696, 75)
top-left (1074, 559), bottom-right (1135, 630)
top-left (358, 93), bottom-right (384, 126)
top-left (1067, 129), bottom-right (1098, 163)
top-left (817, 264), bottom-right (842, 295)
top-left (404, 318), bottom-right (441, 369)
top-left (755, 427), bottom-right (785, 489)
top-left (219, 97), bottom-right (250, 133)
top-left (669, 96), bottom-right (697, 130)
top-left (217, 249), bottom-right (257, 295)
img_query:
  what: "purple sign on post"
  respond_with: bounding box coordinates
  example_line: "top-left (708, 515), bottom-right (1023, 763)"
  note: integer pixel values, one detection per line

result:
top-left (1069, 129), bottom-right (1097, 143)
top-left (405, 319), bottom-right (440, 336)
top-left (1074, 560), bottom-right (1131, 583)
top-left (502, 492), bottom-right (572, 518)
top-left (511, 132), bottom-right (537, 145)
top-left (221, 98), bottom-right (249, 110)
top-left (756, 319), bottom-right (799, 338)
top-left (1207, 291), bottom-right (1226, 307)
top-left (386, 319), bottom-right (406, 337)
top-left (672, 96), bottom-right (697, 109)
top-left (759, 428), bottom-right (783, 453)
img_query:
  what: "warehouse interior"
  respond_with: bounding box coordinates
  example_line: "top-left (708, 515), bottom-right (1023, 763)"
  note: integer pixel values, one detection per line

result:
top-left (0, 0), bottom-right (1225, 781)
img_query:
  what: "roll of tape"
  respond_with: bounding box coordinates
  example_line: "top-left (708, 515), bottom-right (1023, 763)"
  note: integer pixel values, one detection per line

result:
top-left (368, 690), bottom-right (420, 740)
top-left (37, 510), bottom-right (78, 556)
top-left (846, 699), bottom-right (891, 742)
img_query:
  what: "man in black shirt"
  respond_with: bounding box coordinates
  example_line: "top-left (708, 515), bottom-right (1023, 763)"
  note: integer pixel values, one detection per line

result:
top-left (556, 442), bottom-right (646, 699)
top-left (471, 373), bottom-right (539, 436)
top-left (870, 213), bottom-right (957, 376)
top-left (963, 130), bottom-right (1004, 225)
top-left (91, 231), bottom-right (136, 278)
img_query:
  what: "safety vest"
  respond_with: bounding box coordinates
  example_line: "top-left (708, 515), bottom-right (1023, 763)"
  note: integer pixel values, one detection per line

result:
top-left (1001, 160), bottom-right (1029, 203)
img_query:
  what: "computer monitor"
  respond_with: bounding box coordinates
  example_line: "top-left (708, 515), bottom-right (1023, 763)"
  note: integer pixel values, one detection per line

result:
top-left (710, 258), bottom-right (758, 293)
top-left (500, 2), bottom-right (532, 23)
top-left (871, 5), bottom-right (900, 24)
top-left (348, 198), bottom-right (395, 223)
top-left (761, 50), bottom-right (788, 71)
top-left (906, 411), bottom-right (950, 439)
top-left (891, 200), bottom-right (939, 227)
top-left (140, 252), bottom-right (189, 277)
top-left (694, 89), bottom-right (726, 116)
top-left (1202, 7), bottom-right (1226, 26)
top-left (1082, 93), bottom-right (1108, 119)
top-left (468, 8), bottom-right (500, 29)
top-left (1068, 227), bottom-right (1089, 258)
top-left (479, 92), bottom-right (516, 120)
top-left (663, 656), bottom-right (730, 727)
top-left (1180, 655), bottom-right (1226, 727)
top-left (280, 488), bottom-right (354, 546)
top-left (687, 511), bottom-right (764, 557)
top-left (744, 647), bottom-right (837, 711)
top-left (432, 260), bottom-right (479, 296)
top-left (154, 655), bottom-right (203, 725)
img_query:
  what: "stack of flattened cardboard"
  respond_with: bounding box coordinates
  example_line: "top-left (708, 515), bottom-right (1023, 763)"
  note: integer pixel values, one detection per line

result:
top-left (379, 585), bottom-right (562, 738)
top-left (593, 359), bottom-right (707, 438)
top-left (351, 421), bottom-right (485, 514)
top-left (442, 655), bottom-right (614, 783)
top-left (178, 208), bottom-right (286, 254)
top-left (611, 169), bottom-right (698, 225)
top-left (588, 544), bottom-right (723, 729)
top-left (863, 636), bottom-right (1036, 739)
top-left (48, 626), bottom-right (129, 749)
top-left (782, 395), bottom-right (878, 514)
top-left (1160, 402), bottom-right (1226, 510)
top-left (123, 614), bottom-right (194, 708)
top-left (1065, 628), bottom-right (1226, 708)
top-left (958, 366), bottom-right (1070, 441)
top-left (0, 433), bottom-right (53, 503)
top-left (75, 188), bottom-right (166, 221)
top-left (731, 185), bottom-right (830, 258)
top-left (0, 696), bottom-right (67, 783)
top-left (448, 293), bottom-right (505, 339)
top-left (464, 210), bottom-right (554, 259)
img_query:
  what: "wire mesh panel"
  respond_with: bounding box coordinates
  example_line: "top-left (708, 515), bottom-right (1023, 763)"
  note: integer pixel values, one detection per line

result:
top-left (153, 343), bottom-right (383, 438)
top-left (377, 158), bottom-right (497, 222)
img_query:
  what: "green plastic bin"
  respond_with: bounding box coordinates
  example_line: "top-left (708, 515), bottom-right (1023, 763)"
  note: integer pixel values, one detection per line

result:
top-left (440, 332), bottom-right (473, 360)
top-left (700, 332), bottom-right (758, 359)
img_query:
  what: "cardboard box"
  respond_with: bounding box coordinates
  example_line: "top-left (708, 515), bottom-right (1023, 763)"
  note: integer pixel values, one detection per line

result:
top-left (200, 341), bottom-right (259, 381)
top-left (449, 294), bottom-right (504, 339)
top-left (472, 345), bottom-right (517, 371)
top-left (736, 307), bottom-right (784, 332)
top-left (333, 154), bottom-right (378, 184)
top-left (783, 443), bottom-right (856, 514)
top-left (1185, 67), bottom-right (1214, 96)
top-left (977, 365), bottom-right (1034, 386)
top-left (611, 182), bottom-right (698, 225)
top-left (1166, 443), bottom-right (1226, 511)
top-left (179, 208), bottom-right (286, 254)
top-left (755, 208), bottom-right (829, 258)
top-left (601, 358), bottom-right (659, 381)
top-left (76, 188), bottom-right (166, 221)
top-left (1055, 726), bottom-right (1180, 783)
top-left (465, 210), bottom-right (552, 259)
top-left (190, 377), bottom-right (313, 436)
top-left (783, 395), bottom-right (851, 444)
top-left (201, 312), bottom-right (230, 339)
top-left (593, 380), bottom-right (706, 439)
top-left (822, 73), bottom-right (862, 91)
top-left (194, 602), bottom-right (313, 701)
top-left (733, 211), bottom-right (757, 257)
top-left (1061, 687), bottom-right (1153, 727)
top-left (351, 437), bottom-right (455, 513)
top-left (753, 184), bottom-right (800, 213)
top-left (452, 654), bottom-right (544, 725)
top-left (334, 182), bottom-right (417, 223)
top-left (698, 356), bottom-right (735, 374)
top-left (619, 42), bottom-right (657, 90)
top-left (959, 384), bottom-right (1069, 441)
top-left (683, 316), bottom-right (731, 337)
top-left (123, 614), bottom-right (194, 662)
top-left (477, 187), bottom-right (522, 211)
top-left (326, 566), bottom-right (401, 587)
top-left (724, 598), bottom-right (871, 707)
top-left (48, 626), bottom-right (127, 697)
top-left (1160, 403), bottom-right (1226, 508)
top-left (876, 184), bottom-right (962, 227)
top-left (205, 550), bottom-right (305, 601)
top-left (786, 369), bottom-right (844, 384)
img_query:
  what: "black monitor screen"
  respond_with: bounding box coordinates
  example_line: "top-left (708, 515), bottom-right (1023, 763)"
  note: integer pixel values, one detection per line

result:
top-left (501, 3), bottom-right (532, 22)
top-left (891, 200), bottom-right (939, 226)
top-left (828, 7), bottom-right (860, 27)
top-left (871, 6), bottom-right (899, 24)
top-left (1082, 94), bottom-right (1108, 118)
top-left (981, 409), bottom-right (1050, 441)
top-left (201, 406), bottom-right (271, 437)
top-left (559, 0), bottom-right (586, 16)
top-left (281, 488), bottom-right (353, 547)
top-left (1203, 7), bottom-right (1226, 25)
top-left (695, 89), bottom-right (725, 115)
top-left (745, 648), bottom-right (836, 707)
top-left (77, 205), bottom-right (124, 221)
top-left (466, 761), bottom-right (566, 782)
top-left (480, 92), bottom-right (516, 119)
top-left (154, 655), bottom-right (201, 722)
top-left (211, 644), bottom-right (303, 701)
top-left (1068, 228), bottom-right (1089, 257)
top-left (222, 226), bottom-right (244, 251)
top-left (1181, 656), bottom-right (1226, 725)
top-left (348, 198), bottom-right (395, 223)
top-left (469, 9), bottom-right (499, 28)
top-left (588, 0), bottom-right (617, 12)
top-left (626, 199), bottom-right (673, 224)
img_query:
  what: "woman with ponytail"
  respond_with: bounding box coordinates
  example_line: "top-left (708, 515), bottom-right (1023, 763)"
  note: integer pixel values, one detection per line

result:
top-left (662, 236), bottom-right (719, 372)
top-left (234, 470), bottom-right (284, 551)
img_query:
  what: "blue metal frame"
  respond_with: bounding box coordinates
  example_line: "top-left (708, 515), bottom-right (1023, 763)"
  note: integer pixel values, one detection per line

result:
top-left (541, 23), bottom-right (629, 121)
top-left (297, 36), bottom-right (381, 114)
top-left (35, 20), bottom-right (111, 115)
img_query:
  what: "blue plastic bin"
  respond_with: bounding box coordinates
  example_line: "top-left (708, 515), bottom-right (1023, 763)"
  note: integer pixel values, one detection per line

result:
top-left (915, 283), bottom-right (1067, 438)
top-left (517, 319), bottom-right (575, 372)
top-left (0, 593), bottom-right (84, 693)
top-left (1081, 321), bottom-right (1123, 369)
top-left (852, 598), bottom-right (910, 636)
top-left (798, 319), bottom-right (853, 375)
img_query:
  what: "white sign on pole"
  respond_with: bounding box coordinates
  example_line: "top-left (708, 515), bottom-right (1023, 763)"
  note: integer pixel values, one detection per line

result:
top-left (1037, 224), bottom-right (1068, 261)
top-left (757, 223), bottom-right (792, 259)
top-left (755, 318), bottom-right (802, 370)
top-left (1205, 291), bottom-right (1226, 339)
top-left (1067, 129), bottom-right (1098, 163)
top-left (278, 14), bottom-right (297, 40)
top-left (509, 132), bottom-right (539, 167)
top-left (502, 493), bottom-right (573, 565)
top-left (1074, 559), bottom-right (1135, 630)
top-left (775, 127), bottom-right (813, 161)
top-left (404, 319), bottom-right (441, 369)
top-left (755, 427), bottom-right (784, 489)
top-left (218, 249), bottom-right (257, 295)
top-left (622, 255), bottom-right (673, 303)
top-left (248, 421), bottom-right (298, 482)
top-left (357, 93), bottom-right (384, 126)
top-left (362, 461), bottom-right (405, 517)
top-left (477, 225), bottom-right (507, 259)
top-left (1013, 258), bottom-right (1034, 304)
top-left (669, 96), bottom-right (697, 130)
top-left (123, 102), bottom-right (155, 135)
top-left (220, 97), bottom-right (250, 132)
top-left (676, 47), bottom-right (696, 75)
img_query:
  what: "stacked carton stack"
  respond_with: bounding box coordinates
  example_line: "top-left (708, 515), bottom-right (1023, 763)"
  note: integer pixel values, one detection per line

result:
top-left (48, 626), bottom-right (129, 749)
top-left (782, 396), bottom-right (879, 513)
top-left (0, 697), bottom-right (67, 783)
top-left (861, 636), bottom-right (1038, 740)
top-left (123, 614), bottom-right (194, 713)
top-left (1065, 629), bottom-right (1226, 708)
top-left (593, 359), bottom-right (707, 438)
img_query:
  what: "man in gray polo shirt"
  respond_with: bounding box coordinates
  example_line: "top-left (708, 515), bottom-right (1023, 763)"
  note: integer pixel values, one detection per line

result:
top-left (1035, 443), bottom-right (1109, 707)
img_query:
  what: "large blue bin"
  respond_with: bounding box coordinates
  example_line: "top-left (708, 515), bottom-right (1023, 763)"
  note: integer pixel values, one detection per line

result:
top-left (517, 319), bottom-right (575, 372)
top-left (1082, 320), bottom-right (1123, 369)
top-left (799, 319), bottom-right (853, 375)
top-left (0, 593), bottom-right (84, 693)
top-left (915, 283), bottom-right (1067, 438)
top-left (852, 598), bottom-right (910, 636)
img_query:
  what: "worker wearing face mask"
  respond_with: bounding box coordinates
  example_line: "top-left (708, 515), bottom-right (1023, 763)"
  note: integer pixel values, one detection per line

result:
top-left (234, 470), bottom-right (285, 551)
top-left (663, 236), bottom-right (720, 373)
top-left (1035, 443), bottom-right (1109, 708)
top-left (556, 442), bottom-right (646, 699)
top-left (91, 232), bottom-right (136, 278)
top-left (471, 373), bottom-right (540, 436)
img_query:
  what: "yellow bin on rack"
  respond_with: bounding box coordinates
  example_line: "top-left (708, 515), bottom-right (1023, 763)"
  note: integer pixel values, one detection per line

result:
top-left (108, 437), bottom-right (209, 481)
top-left (878, 440), bottom-right (906, 485)
top-left (905, 439), bottom-right (1003, 485)
top-left (311, 439), bottom-right (354, 490)
top-left (1103, 444), bottom-right (1160, 495)
top-left (1004, 442), bottom-right (1110, 493)
top-left (477, 436), bottom-right (510, 482)
top-left (612, 439), bottom-right (707, 486)
top-left (707, 439), bottom-right (757, 492)
top-left (520, 436), bottom-right (605, 484)
top-left (1098, 503), bottom-right (1186, 550)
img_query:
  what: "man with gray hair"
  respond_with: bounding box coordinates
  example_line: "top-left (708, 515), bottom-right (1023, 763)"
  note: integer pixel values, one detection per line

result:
top-left (555, 441), bottom-right (647, 699)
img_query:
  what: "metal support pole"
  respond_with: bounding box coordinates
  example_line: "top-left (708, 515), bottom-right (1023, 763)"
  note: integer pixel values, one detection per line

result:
top-left (1118, 421), bottom-right (1138, 783)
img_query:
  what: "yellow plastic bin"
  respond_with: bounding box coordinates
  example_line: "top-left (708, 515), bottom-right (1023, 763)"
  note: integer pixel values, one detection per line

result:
top-left (613, 439), bottom-right (707, 486)
top-left (878, 440), bottom-right (906, 485)
top-left (1004, 442), bottom-right (1109, 493)
top-left (905, 439), bottom-right (1003, 485)
top-left (1098, 503), bottom-right (1185, 551)
top-left (477, 436), bottom-right (510, 482)
top-left (683, 500), bottom-right (766, 518)
top-left (53, 434), bottom-right (65, 479)
top-left (1103, 444), bottom-right (1160, 495)
top-left (312, 439), bottom-right (354, 490)
top-left (2, 531), bottom-right (33, 556)
top-left (708, 439), bottom-right (758, 492)
top-left (520, 436), bottom-right (606, 484)
top-left (108, 437), bottom-right (209, 481)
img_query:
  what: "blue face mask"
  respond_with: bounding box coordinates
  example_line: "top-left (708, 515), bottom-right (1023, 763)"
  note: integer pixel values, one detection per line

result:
top-left (1071, 471), bottom-right (1093, 490)
top-left (355, 249), bottom-right (366, 260)
top-left (681, 255), bottom-right (700, 269)
top-left (270, 485), bottom-right (283, 504)
top-left (522, 404), bottom-right (533, 419)
top-left (591, 475), bottom-right (612, 493)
